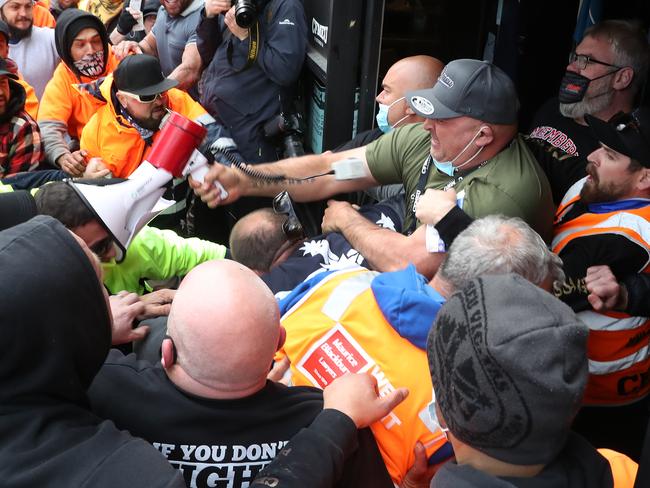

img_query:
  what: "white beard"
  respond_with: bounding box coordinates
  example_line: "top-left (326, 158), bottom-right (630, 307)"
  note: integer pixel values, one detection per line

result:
top-left (560, 77), bottom-right (615, 120)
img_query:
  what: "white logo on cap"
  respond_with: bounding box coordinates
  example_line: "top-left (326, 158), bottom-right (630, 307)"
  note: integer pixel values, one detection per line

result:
top-left (439, 69), bottom-right (454, 89)
top-left (410, 96), bottom-right (434, 115)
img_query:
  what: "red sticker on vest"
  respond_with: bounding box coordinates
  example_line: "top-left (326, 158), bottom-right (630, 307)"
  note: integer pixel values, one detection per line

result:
top-left (296, 324), bottom-right (374, 388)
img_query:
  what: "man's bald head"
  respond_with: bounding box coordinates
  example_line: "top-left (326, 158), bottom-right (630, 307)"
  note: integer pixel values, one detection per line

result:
top-left (376, 55), bottom-right (444, 128)
top-left (229, 208), bottom-right (289, 274)
top-left (165, 260), bottom-right (282, 398)
top-left (391, 55), bottom-right (444, 90)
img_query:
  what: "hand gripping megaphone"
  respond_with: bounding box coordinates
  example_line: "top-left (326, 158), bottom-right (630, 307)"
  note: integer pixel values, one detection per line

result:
top-left (68, 112), bottom-right (226, 262)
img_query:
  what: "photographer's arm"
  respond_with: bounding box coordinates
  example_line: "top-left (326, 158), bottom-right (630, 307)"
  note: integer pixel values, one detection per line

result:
top-left (196, 2), bottom-right (228, 67)
top-left (190, 146), bottom-right (379, 207)
top-left (255, 0), bottom-right (308, 86)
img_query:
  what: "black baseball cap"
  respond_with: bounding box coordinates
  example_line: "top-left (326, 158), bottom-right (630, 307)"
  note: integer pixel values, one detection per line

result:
top-left (0, 57), bottom-right (18, 80)
top-left (0, 20), bottom-right (8, 43)
top-left (407, 59), bottom-right (519, 124)
top-left (113, 54), bottom-right (178, 96)
top-left (586, 108), bottom-right (650, 167)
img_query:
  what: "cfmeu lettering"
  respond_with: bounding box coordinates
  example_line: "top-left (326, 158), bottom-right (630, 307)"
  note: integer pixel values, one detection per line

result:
top-left (618, 365), bottom-right (650, 397)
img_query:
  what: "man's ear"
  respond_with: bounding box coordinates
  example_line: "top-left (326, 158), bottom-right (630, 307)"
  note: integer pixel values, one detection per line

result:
top-left (115, 92), bottom-right (129, 108)
top-left (613, 66), bottom-right (634, 91)
top-left (637, 168), bottom-right (650, 192)
top-left (276, 326), bottom-right (287, 351)
top-left (160, 335), bottom-right (177, 369)
top-left (476, 125), bottom-right (494, 147)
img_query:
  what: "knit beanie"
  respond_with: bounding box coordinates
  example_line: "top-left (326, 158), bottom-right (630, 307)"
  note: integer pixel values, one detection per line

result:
top-left (427, 274), bottom-right (589, 465)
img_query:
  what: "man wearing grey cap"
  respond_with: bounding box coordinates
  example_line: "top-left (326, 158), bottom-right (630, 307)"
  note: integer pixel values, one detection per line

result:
top-left (417, 107), bottom-right (650, 459)
top-left (192, 59), bottom-right (554, 279)
top-left (247, 274), bottom-right (637, 487)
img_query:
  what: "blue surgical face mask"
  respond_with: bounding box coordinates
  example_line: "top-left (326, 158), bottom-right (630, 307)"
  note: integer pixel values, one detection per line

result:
top-left (376, 97), bottom-right (406, 133)
top-left (432, 158), bottom-right (455, 177)
top-left (426, 390), bottom-right (450, 441)
top-left (432, 126), bottom-right (487, 177)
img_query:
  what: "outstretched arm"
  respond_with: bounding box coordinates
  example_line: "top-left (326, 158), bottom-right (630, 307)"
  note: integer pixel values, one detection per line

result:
top-left (190, 146), bottom-right (379, 207)
top-left (322, 200), bottom-right (444, 279)
top-left (251, 374), bottom-right (408, 488)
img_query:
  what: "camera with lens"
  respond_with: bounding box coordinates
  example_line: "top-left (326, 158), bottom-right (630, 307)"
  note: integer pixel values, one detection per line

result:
top-left (231, 0), bottom-right (259, 29)
top-left (263, 110), bottom-right (306, 159)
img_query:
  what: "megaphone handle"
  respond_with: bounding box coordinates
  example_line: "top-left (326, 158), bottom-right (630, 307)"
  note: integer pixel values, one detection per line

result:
top-left (191, 164), bottom-right (229, 200)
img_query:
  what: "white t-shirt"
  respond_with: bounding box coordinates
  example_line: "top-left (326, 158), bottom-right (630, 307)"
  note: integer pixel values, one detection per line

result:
top-left (9, 26), bottom-right (60, 99)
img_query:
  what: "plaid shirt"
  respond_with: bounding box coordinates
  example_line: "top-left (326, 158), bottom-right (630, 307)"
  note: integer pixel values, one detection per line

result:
top-left (0, 111), bottom-right (43, 177)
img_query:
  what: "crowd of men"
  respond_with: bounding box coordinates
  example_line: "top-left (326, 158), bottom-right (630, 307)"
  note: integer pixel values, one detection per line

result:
top-left (0, 1), bottom-right (649, 486)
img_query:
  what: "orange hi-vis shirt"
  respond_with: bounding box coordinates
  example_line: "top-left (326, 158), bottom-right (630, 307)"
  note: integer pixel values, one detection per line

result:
top-left (598, 449), bottom-right (638, 488)
top-left (80, 74), bottom-right (209, 178)
top-left (553, 177), bottom-right (650, 406)
top-left (33, 2), bottom-right (56, 28)
top-left (16, 78), bottom-right (38, 119)
top-left (38, 49), bottom-right (119, 141)
top-left (279, 267), bottom-right (449, 484)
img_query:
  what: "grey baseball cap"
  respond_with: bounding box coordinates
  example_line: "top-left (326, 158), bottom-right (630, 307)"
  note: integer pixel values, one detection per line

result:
top-left (407, 59), bottom-right (519, 124)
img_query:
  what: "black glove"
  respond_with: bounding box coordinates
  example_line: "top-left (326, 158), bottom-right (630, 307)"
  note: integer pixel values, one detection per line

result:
top-left (116, 7), bottom-right (138, 35)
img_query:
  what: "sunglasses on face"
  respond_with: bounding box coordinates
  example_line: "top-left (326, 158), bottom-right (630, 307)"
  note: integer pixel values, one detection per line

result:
top-left (273, 191), bottom-right (305, 240)
top-left (89, 235), bottom-right (114, 257)
top-left (118, 90), bottom-right (163, 103)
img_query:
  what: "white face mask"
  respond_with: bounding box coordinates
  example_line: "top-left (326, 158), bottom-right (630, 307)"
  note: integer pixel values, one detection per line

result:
top-left (73, 50), bottom-right (105, 77)
top-left (432, 126), bottom-right (487, 177)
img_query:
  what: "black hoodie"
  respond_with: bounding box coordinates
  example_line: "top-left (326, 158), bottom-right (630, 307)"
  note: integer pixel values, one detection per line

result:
top-left (0, 78), bottom-right (27, 124)
top-left (54, 8), bottom-right (109, 80)
top-left (0, 216), bottom-right (184, 488)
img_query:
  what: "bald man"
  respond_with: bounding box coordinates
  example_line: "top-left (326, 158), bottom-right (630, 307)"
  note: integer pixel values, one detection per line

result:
top-left (87, 260), bottom-right (392, 488)
top-left (337, 55), bottom-right (444, 151)
top-left (335, 55), bottom-right (444, 206)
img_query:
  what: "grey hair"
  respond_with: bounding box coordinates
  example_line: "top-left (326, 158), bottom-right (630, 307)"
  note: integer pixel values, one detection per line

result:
top-left (585, 20), bottom-right (649, 98)
top-left (438, 215), bottom-right (564, 289)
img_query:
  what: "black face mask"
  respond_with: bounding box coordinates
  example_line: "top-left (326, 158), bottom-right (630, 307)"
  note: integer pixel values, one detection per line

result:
top-left (558, 69), bottom-right (619, 104)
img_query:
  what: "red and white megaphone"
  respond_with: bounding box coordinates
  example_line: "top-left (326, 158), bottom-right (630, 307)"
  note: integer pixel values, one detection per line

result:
top-left (68, 112), bottom-right (227, 262)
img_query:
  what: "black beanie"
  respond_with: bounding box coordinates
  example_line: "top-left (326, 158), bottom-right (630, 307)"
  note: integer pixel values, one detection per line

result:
top-left (0, 191), bottom-right (37, 231)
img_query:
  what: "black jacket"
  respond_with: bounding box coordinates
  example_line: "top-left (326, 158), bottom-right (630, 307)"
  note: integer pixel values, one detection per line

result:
top-left (251, 411), bottom-right (616, 488)
top-left (0, 216), bottom-right (184, 488)
top-left (251, 409), bottom-right (393, 488)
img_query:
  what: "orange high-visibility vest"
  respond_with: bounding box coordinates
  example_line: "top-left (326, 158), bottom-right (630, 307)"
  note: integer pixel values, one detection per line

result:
top-left (280, 267), bottom-right (448, 484)
top-left (598, 449), bottom-right (638, 488)
top-left (553, 178), bottom-right (650, 406)
top-left (33, 3), bottom-right (56, 28)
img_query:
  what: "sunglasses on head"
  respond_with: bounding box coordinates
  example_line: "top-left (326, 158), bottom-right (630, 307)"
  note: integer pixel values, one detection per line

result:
top-left (118, 90), bottom-right (163, 103)
top-left (273, 191), bottom-right (305, 240)
top-left (89, 235), bottom-right (115, 257)
top-left (609, 111), bottom-right (644, 134)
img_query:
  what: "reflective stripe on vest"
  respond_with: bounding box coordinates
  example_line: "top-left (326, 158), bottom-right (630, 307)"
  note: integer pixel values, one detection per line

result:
top-left (555, 177), bottom-right (585, 223)
top-left (553, 193), bottom-right (650, 405)
top-left (280, 267), bottom-right (448, 483)
top-left (553, 212), bottom-right (650, 261)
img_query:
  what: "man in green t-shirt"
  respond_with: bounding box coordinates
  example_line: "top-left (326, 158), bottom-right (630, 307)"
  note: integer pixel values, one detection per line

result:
top-left (192, 59), bottom-right (553, 279)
